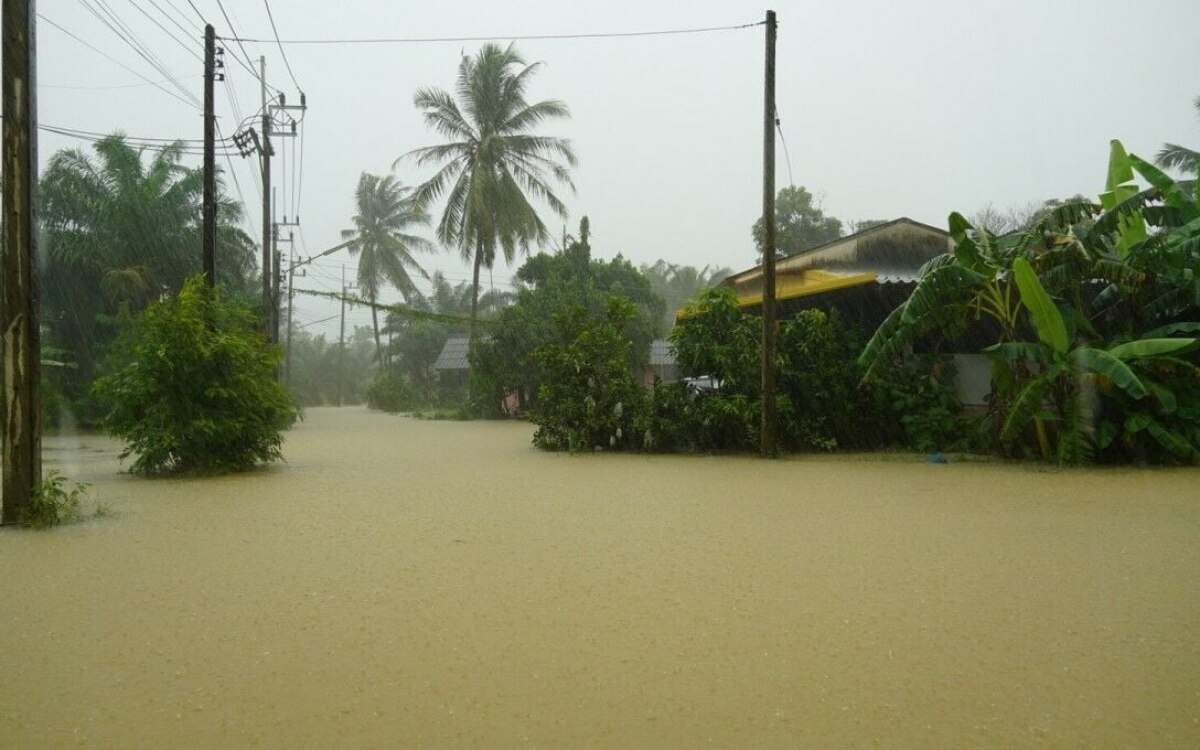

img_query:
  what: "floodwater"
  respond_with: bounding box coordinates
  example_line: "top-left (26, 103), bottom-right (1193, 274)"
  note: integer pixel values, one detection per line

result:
top-left (2, 407), bottom-right (1198, 748)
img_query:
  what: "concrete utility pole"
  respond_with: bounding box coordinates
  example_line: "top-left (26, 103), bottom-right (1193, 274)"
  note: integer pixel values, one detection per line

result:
top-left (760, 9), bottom-right (778, 458)
top-left (260, 56), bottom-right (274, 341)
top-left (2, 0), bottom-right (42, 522)
top-left (202, 24), bottom-right (217, 287)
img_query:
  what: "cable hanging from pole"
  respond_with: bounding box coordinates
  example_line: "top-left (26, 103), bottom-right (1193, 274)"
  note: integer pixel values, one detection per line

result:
top-left (223, 20), bottom-right (765, 45)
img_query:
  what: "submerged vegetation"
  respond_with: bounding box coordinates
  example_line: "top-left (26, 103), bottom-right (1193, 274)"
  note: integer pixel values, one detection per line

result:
top-left (93, 278), bottom-right (298, 475)
top-left (529, 140), bottom-right (1200, 465)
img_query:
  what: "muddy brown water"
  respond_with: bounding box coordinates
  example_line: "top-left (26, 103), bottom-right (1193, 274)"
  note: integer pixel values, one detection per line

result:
top-left (2, 406), bottom-right (1198, 747)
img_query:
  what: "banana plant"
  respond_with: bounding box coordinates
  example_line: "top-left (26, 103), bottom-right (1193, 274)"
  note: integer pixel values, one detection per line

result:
top-left (988, 258), bottom-right (1199, 462)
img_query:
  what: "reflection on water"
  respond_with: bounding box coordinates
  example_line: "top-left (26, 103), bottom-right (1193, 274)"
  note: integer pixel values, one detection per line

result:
top-left (3, 406), bottom-right (1198, 747)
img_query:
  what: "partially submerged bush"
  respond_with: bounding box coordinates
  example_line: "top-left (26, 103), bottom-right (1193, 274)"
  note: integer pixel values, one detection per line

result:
top-left (20, 471), bottom-right (88, 529)
top-left (93, 277), bottom-right (298, 475)
top-left (366, 371), bottom-right (423, 413)
top-left (532, 298), bottom-right (646, 451)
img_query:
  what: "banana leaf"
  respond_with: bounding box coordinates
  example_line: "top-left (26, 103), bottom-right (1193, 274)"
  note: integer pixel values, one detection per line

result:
top-left (1142, 322), bottom-right (1200, 338)
top-left (1130, 154), bottom-right (1199, 219)
top-left (1013, 257), bottom-right (1068, 354)
top-left (1144, 416), bottom-right (1198, 459)
top-left (1074, 347), bottom-right (1147, 399)
top-left (1106, 337), bottom-right (1198, 360)
top-left (1000, 372), bottom-right (1058, 443)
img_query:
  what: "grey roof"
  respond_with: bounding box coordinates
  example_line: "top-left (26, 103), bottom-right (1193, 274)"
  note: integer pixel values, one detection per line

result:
top-left (433, 336), bottom-right (472, 371)
top-left (650, 339), bottom-right (676, 367)
top-left (724, 217), bottom-right (951, 285)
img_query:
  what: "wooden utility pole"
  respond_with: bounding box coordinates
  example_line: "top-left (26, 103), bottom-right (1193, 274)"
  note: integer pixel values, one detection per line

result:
top-left (760, 9), bottom-right (778, 458)
top-left (2, 0), bottom-right (42, 522)
top-left (337, 266), bottom-right (347, 407)
top-left (271, 191), bottom-right (282, 343)
top-left (260, 56), bottom-right (274, 341)
top-left (285, 245), bottom-right (297, 385)
top-left (202, 24), bottom-right (217, 287)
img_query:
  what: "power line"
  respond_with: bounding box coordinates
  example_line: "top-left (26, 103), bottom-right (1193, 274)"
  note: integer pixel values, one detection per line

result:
top-left (124, 0), bottom-right (203, 63)
top-left (75, 0), bottom-right (201, 108)
top-left (39, 77), bottom-right (181, 90)
top-left (144, 0), bottom-right (201, 39)
top-left (226, 20), bottom-right (765, 45)
top-left (262, 0), bottom-right (302, 91)
top-left (775, 110), bottom-right (795, 188)
top-left (213, 0), bottom-right (283, 94)
top-left (38, 13), bottom-right (201, 111)
top-left (214, 119), bottom-right (250, 221)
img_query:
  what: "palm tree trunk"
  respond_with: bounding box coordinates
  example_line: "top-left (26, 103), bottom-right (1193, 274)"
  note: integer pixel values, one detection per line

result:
top-left (470, 237), bottom-right (483, 340)
top-left (370, 292), bottom-right (384, 368)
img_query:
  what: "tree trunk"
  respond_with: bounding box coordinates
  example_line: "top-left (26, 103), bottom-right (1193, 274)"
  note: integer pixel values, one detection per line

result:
top-left (369, 291), bottom-right (384, 368)
top-left (470, 237), bottom-right (483, 340)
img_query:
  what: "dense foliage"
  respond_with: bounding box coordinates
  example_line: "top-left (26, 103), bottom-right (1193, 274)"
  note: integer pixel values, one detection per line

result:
top-left (366, 371), bottom-right (425, 413)
top-left (471, 219), bottom-right (664, 415)
top-left (94, 277), bottom-right (298, 475)
top-left (531, 285), bottom-right (963, 455)
top-left (861, 140), bottom-right (1200, 464)
top-left (640, 260), bottom-right (733, 330)
top-left (286, 327), bottom-right (377, 407)
top-left (41, 135), bottom-right (258, 423)
top-left (532, 298), bottom-right (645, 451)
top-left (751, 185), bottom-right (844, 260)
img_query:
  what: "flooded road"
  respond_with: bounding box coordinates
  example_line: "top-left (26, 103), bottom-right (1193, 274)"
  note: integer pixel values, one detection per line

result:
top-left (2, 406), bottom-right (1198, 747)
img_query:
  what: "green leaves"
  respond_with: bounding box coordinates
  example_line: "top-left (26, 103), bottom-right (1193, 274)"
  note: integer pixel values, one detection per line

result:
top-left (1013, 258), bottom-right (1068, 354)
top-left (93, 277), bottom-right (298, 475)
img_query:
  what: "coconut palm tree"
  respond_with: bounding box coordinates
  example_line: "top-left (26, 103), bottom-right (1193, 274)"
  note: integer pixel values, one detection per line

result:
top-left (403, 43), bottom-right (577, 334)
top-left (40, 134), bottom-right (255, 401)
top-left (1156, 95), bottom-right (1199, 176)
top-left (340, 172), bottom-right (433, 365)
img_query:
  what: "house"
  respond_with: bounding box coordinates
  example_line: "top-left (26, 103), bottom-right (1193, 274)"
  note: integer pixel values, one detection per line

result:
top-left (721, 217), bottom-right (951, 331)
top-left (433, 335), bottom-right (473, 397)
top-left (646, 339), bottom-right (679, 385)
top-left (434, 334), bottom-right (681, 392)
top-left (716, 217), bottom-right (990, 406)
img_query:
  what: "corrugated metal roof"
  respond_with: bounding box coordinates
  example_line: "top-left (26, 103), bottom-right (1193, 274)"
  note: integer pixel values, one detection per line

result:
top-left (433, 336), bottom-right (472, 371)
top-left (650, 339), bottom-right (676, 367)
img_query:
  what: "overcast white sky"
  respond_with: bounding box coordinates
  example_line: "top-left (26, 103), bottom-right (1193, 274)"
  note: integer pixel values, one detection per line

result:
top-left (33, 0), bottom-right (1200, 338)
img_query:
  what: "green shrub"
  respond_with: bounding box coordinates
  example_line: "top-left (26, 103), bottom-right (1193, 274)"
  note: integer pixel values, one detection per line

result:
top-left (871, 354), bottom-right (967, 452)
top-left (532, 298), bottom-right (646, 452)
top-left (92, 276), bottom-right (298, 475)
top-left (366, 371), bottom-right (424, 413)
top-left (20, 471), bottom-right (88, 529)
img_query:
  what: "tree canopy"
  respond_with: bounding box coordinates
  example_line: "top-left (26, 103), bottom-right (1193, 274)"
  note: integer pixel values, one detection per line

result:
top-left (404, 43), bottom-right (577, 329)
top-left (751, 186), bottom-right (843, 260)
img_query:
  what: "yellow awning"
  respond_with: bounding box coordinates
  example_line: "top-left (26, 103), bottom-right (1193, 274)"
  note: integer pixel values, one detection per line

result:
top-left (733, 269), bottom-right (877, 308)
top-left (676, 269), bottom-right (877, 322)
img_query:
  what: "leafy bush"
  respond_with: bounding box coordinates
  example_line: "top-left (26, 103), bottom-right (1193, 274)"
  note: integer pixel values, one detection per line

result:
top-left (871, 355), bottom-right (966, 452)
top-left (366, 371), bottom-right (424, 413)
top-left (20, 471), bottom-right (89, 529)
top-left (92, 276), bottom-right (298, 475)
top-left (532, 298), bottom-right (646, 452)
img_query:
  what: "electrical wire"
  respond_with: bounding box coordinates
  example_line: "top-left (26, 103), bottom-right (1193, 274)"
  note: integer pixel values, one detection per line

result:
top-left (124, 0), bottom-right (203, 63)
top-left (38, 13), bottom-right (201, 111)
top-left (145, 0), bottom-right (200, 39)
top-left (213, 0), bottom-right (283, 94)
top-left (262, 0), bottom-right (302, 91)
top-left (226, 20), bottom-right (764, 44)
top-left (775, 109), bottom-right (795, 188)
top-left (78, 0), bottom-right (200, 107)
top-left (40, 77), bottom-right (180, 90)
